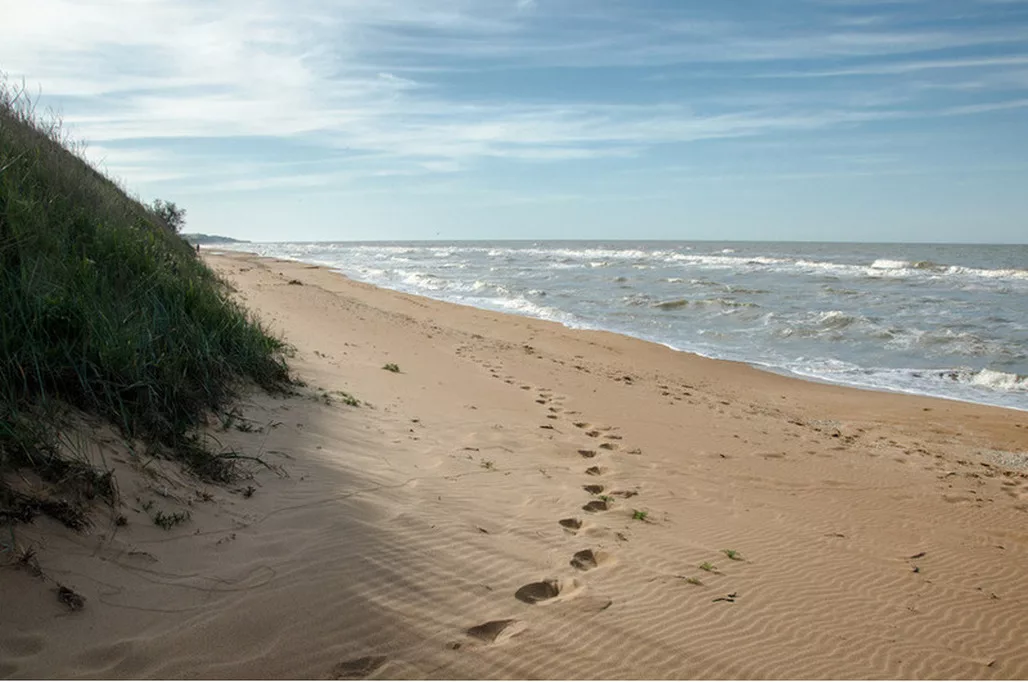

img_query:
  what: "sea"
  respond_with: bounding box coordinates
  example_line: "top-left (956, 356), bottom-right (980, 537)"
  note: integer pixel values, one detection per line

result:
top-left (218, 241), bottom-right (1028, 412)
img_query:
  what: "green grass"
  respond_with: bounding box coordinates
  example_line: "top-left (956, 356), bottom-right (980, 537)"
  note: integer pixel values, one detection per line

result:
top-left (722, 549), bottom-right (743, 561)
top-left (699, 561), bottom-right (717, 572)
top-left (382, 363), bottom-right (400, 373)
top-left (0, 78), bottom-right (290, 526)
top-left (152, 509), bottom-right (190, 530)
top-left (631, 509), bottom-right (648, 521)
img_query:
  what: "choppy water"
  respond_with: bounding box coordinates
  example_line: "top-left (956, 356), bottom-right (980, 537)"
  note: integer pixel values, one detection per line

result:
top-left (221, 240), bottom-right (1028, 411)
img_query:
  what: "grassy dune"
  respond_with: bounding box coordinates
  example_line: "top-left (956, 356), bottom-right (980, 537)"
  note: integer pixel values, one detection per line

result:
top-left (0, 80), bottom-right (289, 527)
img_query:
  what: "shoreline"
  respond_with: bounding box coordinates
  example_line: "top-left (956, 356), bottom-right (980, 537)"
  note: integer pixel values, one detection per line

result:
top-left (5, 248), bottom-right (1027, 679)
top-left (213, 246), bottom-right (1028, 416)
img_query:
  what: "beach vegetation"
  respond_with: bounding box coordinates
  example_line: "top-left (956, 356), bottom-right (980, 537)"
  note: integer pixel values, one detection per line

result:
top-left (149, 198), bottom-right (186, 233)
top-left (632, 509), bottom-right (649, 521)
top-left (382, 363), bottom-right (401, 373)
top-left (699, 561), bottom-right (717, 572)
top-left (151, 509), bottom-right (190, 530)
top-left (0, 77), bottom-right (290, 529)
top-left (722, 549), bottom-right (743, 561)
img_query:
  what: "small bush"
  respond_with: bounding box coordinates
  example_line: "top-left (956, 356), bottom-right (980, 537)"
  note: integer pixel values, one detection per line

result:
top-left (149, 199), bottom-right (186, 233)
top-left (382, 363), bottom-right (400, 373)
top-left (152, 509), bottom-right (190, 530)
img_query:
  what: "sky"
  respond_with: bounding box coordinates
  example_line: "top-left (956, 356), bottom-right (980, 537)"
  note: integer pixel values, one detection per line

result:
top-left (1, 0), bottom-right (1027, 243)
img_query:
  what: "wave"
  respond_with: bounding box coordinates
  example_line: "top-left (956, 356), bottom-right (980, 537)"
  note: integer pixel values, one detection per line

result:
top-left (653, 298), bottom-right (759, 311)
top-left (215, 240), bottom-right (1028, 410)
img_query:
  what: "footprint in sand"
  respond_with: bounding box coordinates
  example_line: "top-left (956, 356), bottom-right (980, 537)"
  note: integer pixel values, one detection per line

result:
top-left (570, 549), bottom-right (613, 571)
top-left (536, 399), bottom-right (547, 404)
top-left (598, 442), bottom-right (617, 451)
top-left (585, 430), bottom-right (601, 438)
top-left (578, 449), bottom-right (597, 458)
top-left (585, 466), bottom-right (605, 476)
top-left (559, 517), bottom-right (583, 532)
top-left (332, 656), bottom-right (387, 680)
top-left (582, 499), bottom-right (610, 513)
top-left (583, 484), bottom-right (605, 494)
top-left (573, 422), bottom-right (590, 429)
top-left (514, 578), bottom-right (580, 604)
top-left (465, 619), bottom-right (525, 645)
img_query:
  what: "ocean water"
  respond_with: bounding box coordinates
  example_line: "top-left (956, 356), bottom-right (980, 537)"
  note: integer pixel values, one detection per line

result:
top-left (220, 240), bottom-right (1028, 411)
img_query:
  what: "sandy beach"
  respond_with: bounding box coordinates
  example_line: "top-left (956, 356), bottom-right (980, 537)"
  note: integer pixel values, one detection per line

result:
top-left (3, 249), bottom-right (1028, 679)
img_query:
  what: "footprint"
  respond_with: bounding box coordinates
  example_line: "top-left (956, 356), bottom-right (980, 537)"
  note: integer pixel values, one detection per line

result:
top-left (582, 499), bottom-right (610, 513)
top-left (578, 449), bottom-right (597, 458)
top-left (598, 443), bottom-right (617, 451)
top-left (559, 518), bottom-right (583, 532)
top-left (514, 578), bottom-right (579, 604)
top-left (546, 415), bottom-right (558, 420)
top-left (585, 466), bottom-right (604, 476)
top-left (585, 430), bottom-right (600, 438)
top-left (610, 489), bottom-right (639, 499)
top-left (332, 656), bottom-right (387, 680)
top-left (466, 619), bottom-right (524, 644)
top-left (583, 484), bottom-right (605, 494)
top-left (536, 399), bottom-right (547, 405)
top-left (570, 549), bottom-right (611, 571)
top-left (573, 422), bottom-right (590, 429)
top-left (604, 434), bottom-right (622, 440)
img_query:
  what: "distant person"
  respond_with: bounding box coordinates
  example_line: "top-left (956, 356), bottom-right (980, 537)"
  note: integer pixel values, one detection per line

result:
top-left (196, 244), bottom-right (201, 253)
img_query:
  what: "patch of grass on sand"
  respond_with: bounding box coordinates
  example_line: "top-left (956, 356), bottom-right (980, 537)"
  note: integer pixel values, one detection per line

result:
top-left (382, 363), bottom-right (401, 373)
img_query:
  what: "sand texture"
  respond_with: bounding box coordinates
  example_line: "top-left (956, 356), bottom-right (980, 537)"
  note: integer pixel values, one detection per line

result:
top-left (3, 251), bottom-right (1028, 679)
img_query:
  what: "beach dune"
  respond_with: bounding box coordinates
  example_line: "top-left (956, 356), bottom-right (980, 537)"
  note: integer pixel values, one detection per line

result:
top-left (3, 250), bottom-right (1027, 679)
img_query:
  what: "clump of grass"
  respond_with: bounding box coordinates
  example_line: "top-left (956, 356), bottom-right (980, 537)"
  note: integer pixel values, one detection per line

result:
top-left (631, 509), bottom-right (649, 522)
top-left (722, 549), bottom-right (743, 561)
top-left (382, 363), bottom-right (400, 373)
top-left (152, 509), bottom-right (190, 530)
top-left (480, 459), bottom-right (495, 470)
top-left (0, 77), bottom-right (290, 526)
top-left (336, 392), bottom-right (360, 407)
top-left (699, 561), bottom-right (717, 573)
top-left (15, 545), bottom-right (42, 577)
top-left (684, 576), bottom-right (703, 586)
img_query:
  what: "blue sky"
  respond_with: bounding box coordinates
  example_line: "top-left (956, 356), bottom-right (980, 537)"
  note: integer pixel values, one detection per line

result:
top-left (2, 0), bottom-right (1027, 242)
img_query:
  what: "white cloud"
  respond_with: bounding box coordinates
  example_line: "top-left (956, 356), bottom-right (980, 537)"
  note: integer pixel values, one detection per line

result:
top-left (1, 0), bottom-right (1025, 194)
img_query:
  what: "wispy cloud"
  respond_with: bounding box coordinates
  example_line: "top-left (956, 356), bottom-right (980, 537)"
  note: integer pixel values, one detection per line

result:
top-left (1, 0), bottom-right (1026, 197)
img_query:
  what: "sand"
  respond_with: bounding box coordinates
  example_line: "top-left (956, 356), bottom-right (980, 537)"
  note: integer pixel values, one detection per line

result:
top-left (3, 250), bottom-right (1028, 680)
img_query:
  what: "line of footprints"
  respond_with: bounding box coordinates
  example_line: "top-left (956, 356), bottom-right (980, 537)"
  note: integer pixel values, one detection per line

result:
top-left (460, 374), bottom-right (645, 649)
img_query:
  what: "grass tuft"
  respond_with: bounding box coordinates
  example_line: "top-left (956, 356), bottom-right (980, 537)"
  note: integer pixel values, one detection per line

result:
top-left (382, 363), bottom-right (400, 373)
top-left (151, 509), bottom-right (190, 530)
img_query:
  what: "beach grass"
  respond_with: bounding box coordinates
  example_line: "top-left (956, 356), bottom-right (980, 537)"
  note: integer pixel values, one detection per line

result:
top-left (0, 78), bottom-right (289, 527)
